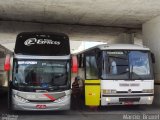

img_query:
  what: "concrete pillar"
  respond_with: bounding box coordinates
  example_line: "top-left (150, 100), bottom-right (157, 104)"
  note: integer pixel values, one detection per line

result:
top-left (132, 32), bottom-right (143, 46)
top-left (143, 16), bottom-right (160, 106)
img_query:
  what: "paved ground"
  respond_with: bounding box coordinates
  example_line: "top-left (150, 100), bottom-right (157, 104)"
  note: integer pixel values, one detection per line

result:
top-left (1, 93), bottom-right (160, 120)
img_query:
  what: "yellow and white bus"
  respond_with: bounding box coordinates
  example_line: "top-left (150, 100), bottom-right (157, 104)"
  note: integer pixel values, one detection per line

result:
top-left (74, 44), bottom-right (155, 107)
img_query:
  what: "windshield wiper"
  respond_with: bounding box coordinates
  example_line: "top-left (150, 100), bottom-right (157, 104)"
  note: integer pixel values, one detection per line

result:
top-left (119, 70), bottom-right (129, 75)
top-left (131, 72), bottom-right (144, 80)
top-left (49, 85), bottom-right (68, 91)
top-left (52, 86), bottom-right (60, 90)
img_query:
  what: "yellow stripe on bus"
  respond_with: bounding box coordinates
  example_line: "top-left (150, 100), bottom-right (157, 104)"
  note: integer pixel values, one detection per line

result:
top-left (85, 79), bottom-right (100, 106)
top-left (85, 80), bottom-right (100, 84)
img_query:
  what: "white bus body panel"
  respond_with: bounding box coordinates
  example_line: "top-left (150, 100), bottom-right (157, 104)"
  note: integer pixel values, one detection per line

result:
top-left (101, 80), bottom-right (154, 105)
top-left (12, 89), bottom-right (71, 111)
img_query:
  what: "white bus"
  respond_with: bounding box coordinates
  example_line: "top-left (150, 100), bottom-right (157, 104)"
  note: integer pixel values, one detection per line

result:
top-left (4, 32), bottom-right (73, 111)
top-left (75, 44), bottom-right (155, 106)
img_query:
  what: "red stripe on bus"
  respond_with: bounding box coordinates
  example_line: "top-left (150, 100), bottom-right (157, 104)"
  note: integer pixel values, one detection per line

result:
top-left (43, 94), bottom-right (56, 101)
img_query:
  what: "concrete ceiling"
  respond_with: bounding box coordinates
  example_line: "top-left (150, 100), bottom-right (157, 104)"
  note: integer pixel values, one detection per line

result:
top-left (1, 0), bottom-right (160, 28)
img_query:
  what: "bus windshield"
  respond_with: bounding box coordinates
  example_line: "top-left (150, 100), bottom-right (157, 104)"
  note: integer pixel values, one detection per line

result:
top-left (101, 50), bottom-right (153, 80)
top-left (12, 59), bottom-right (70, 92)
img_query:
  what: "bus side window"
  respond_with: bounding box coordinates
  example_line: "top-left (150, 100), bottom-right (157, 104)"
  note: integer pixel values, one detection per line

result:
top-left (78, 54), bottom-right (81, 68)
top-left (78, 54), bottom-right (84, 68)
top-left (151, 53), bottom-right (155, 63)
top-left (97, 52), bottom-right (102, 77)
top-left (85, 55), bottom-right (98, 79)
top-left (0, 51), bottom-right (5, 58)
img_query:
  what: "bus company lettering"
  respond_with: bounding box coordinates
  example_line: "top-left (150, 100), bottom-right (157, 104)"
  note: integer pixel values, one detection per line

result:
top-left (119, 83), bottom-right (139, 87)
top-left (18, 61), bottom-right (37, 65)
top-left (24, 38), bottom-right (61, 46)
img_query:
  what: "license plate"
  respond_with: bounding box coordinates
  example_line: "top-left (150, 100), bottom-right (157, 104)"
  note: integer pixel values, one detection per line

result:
top-left (36, 105), bottom-right (47, 109)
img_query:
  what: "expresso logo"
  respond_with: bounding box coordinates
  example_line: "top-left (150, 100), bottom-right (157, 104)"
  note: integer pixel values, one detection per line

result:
top-left (24, 38), bottom-right (61, 46)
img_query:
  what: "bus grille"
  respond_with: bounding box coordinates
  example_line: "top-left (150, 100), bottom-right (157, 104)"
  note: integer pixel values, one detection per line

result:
top-left (119, 98), bottom-right (140, 102)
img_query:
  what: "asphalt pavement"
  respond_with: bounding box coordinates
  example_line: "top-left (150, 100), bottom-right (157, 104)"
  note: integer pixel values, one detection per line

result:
top-left (1, 93), bottom-right (160, 120)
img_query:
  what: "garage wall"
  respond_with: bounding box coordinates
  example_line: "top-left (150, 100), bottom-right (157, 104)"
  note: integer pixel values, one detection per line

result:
top-left (143, 16), bottom-right (160, 84)
top-left (0, 21), bottom-right (141, 51)
top-left (143, 16), bottom-right (160, 106)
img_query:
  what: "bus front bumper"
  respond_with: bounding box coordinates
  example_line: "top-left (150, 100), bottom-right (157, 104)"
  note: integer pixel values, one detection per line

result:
top-left (12, 96), bottom-right (71, 111)
top-left (101, 95), bottom-right (154, 106)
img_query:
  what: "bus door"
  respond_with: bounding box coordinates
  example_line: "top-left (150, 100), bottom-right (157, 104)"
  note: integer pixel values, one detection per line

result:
top-left (85, 54), bottom-right (100, 106)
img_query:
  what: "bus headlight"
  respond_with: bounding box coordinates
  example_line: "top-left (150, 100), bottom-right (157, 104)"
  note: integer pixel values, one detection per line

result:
top-left (14, 95), bottom-right (29, 103)
top-left (148, 97), bottom-right (152, 101)
top-left (102, 89), bottom-right (117, 94)
top-left (142, 89), bottom-right (154, 93)
top-left (111, 89), bottom-right (117, 94)
top-left (106, 97), bottom-right (111, 102)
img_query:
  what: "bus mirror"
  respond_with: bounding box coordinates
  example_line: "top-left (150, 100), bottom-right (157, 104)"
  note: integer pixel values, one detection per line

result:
top-left (72, 55), bottom-right (78, 73)
top-left (151, 53), bottom-right (155, 63)
top-left (4, 54), bottom-right (11, 71)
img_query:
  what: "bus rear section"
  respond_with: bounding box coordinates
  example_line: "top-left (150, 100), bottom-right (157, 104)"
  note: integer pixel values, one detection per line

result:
top-left (0, 45), bottom-right (12, 95)
top-left (5, 32), bottom-right (72, 111)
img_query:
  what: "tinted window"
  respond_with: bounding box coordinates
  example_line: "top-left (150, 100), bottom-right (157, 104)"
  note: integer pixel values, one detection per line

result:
top-left (15, 32), bottom-right (70, 56)
top-left (102, 51), bottom-right (129, 79)
top-left (85, 56), bottom-right (98, 79)
top-left (129, 51), bottom-right (152, 79)
top-left (13, 59), bottom-right (70, 91)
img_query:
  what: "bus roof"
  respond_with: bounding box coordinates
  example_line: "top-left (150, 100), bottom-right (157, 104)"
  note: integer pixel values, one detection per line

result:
top-left (98, 44), bottom-right (150, 50)
top-left (14, 32), bottom-right (70, 56)
top-left (73, 44), bottom-right (150, 55)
